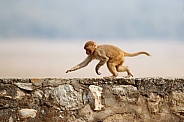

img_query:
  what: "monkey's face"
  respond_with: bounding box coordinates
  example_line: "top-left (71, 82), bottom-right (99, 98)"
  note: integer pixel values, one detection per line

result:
top-left (84, 46), bottom-right (95, 55)
top-left (84, 41), bottom-right (97, 55)
top-left (85, 48), bottom-right (92, 55)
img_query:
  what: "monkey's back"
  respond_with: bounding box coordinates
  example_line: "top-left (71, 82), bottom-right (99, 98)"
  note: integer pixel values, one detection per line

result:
top-left (97, 44), bottom-right (124, 58)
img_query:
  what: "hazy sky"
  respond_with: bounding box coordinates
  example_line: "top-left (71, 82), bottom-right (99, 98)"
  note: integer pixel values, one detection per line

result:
top-left (0, 0), bottom-right (184, 40)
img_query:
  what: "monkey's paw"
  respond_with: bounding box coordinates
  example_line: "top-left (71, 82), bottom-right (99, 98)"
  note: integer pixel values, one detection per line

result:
top-left (95, 70), bottom-right (101, 75)
top-left (95, 67), bottom-right (101, 75)
top-left (66, 70), bottom-right (72, 73)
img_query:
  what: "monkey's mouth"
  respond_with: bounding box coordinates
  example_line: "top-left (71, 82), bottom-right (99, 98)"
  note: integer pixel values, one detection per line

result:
top-left (86, 49), bottom-right (92, 55)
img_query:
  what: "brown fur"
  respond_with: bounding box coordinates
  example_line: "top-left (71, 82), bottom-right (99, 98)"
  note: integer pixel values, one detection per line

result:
top-left (66, 40), bottom-right (151, 78)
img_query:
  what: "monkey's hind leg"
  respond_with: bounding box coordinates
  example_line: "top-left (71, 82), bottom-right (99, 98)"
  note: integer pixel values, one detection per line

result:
top-left (116, 65), bottom-right (133, 78)
top-left (105, 62), bottom-right (118, 78)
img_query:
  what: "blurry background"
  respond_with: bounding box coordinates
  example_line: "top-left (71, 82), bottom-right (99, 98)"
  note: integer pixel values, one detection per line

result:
top-left (0, 0), bottom-right (184, 78)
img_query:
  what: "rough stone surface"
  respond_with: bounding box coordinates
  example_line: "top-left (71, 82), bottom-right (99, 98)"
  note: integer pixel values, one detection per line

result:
top-left (0, 78), bottom-right (184, 121)
top-left (18, 109), bottom-right (37, 119)
top-left (89, 85), bottom-right (103, 110)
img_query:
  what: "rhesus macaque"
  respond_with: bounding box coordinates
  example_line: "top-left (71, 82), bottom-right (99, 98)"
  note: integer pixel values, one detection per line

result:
top-left (66, 41), bottom-right (151, 78)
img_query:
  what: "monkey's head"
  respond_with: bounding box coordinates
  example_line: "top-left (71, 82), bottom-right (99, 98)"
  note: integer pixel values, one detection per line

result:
top-left (84, 41), bottom-right (97, 55)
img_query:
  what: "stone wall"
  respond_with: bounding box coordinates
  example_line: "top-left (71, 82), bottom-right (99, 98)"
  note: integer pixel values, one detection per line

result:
top-left (0, 78), bottom-right (184, 122)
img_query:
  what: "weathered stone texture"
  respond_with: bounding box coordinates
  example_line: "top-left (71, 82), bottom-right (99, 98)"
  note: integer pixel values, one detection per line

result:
top-left (0, 77), bottom-right (184, 122)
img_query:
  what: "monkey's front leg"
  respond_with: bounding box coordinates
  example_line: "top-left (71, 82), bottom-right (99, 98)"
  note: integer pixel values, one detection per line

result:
top-left (95, 65), bottom-right (101, 75)
top-left (66, 64), bottom-right (81, 73)
top-left (95, 58), bottom-right (108, 75)
top-left (66, 56), bottom-right (92, 73)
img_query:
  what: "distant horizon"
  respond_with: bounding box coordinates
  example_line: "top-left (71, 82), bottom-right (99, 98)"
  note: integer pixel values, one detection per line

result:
top-left (0, 39), bottom-right (183, 78)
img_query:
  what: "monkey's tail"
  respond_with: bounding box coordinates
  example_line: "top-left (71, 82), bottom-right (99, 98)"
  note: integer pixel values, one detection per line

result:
top-left (124, 51), bottom-right (151, 57)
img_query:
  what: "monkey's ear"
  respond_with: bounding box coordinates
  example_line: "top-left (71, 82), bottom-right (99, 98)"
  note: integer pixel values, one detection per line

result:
top-left (94, 42), bottom-right (97, 48)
